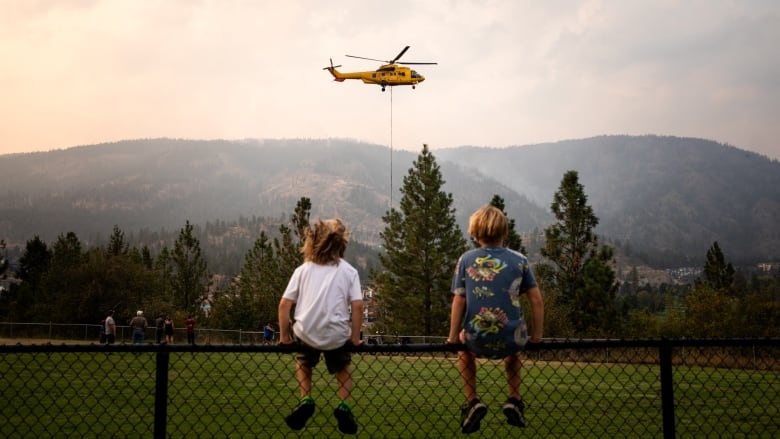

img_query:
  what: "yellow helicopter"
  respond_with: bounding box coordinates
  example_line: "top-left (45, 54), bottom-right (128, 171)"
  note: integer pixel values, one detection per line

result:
top-left (324, 46), bottom-right (437, 92)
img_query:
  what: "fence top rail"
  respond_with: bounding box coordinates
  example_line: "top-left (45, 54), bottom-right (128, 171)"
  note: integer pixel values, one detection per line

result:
top-left (1, 337), bottom-right (777, 354)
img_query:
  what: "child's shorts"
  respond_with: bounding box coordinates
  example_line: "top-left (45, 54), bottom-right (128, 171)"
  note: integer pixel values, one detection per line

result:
top-left (296, 342), bottom-right (352, 374)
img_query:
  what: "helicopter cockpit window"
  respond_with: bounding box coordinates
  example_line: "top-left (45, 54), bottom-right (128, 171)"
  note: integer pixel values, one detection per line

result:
top-left (411, 70), bottom-right (421, 78)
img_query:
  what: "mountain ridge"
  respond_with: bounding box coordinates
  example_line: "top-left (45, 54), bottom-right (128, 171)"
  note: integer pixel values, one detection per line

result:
top-left (0, 135), bottom-right (777, 267)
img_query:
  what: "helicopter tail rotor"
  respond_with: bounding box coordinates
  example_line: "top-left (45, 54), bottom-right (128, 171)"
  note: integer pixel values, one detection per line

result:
top-left (322, 58), bottom-right (342, 70)
top-left (323, 58), bottom-right (345, 81)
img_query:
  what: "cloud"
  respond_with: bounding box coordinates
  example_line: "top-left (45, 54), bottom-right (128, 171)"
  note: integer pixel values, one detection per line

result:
top-left (0, 1), bottom-right (778, 159)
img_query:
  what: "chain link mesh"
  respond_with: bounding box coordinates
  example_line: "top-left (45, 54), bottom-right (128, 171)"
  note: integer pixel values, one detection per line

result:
top-left (1, 340), bottom-right (777, 437)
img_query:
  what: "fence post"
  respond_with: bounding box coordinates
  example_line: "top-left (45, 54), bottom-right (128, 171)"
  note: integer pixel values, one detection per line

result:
top-left (154, 350), bottom-right (170, 439)
top-left (659, 340), bottom-right (676, 439)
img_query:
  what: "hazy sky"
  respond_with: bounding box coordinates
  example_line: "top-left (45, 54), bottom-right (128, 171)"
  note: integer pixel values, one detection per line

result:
top-left (2, 0), bottom-right (779, 159)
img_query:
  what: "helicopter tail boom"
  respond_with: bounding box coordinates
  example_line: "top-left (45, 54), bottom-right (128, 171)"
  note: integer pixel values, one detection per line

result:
top-left (325, 67), bottom-right (346, 82)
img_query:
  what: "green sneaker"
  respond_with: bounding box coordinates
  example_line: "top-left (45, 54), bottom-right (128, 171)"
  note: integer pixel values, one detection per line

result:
top-left (334, 400), bottom-right (358, 434)
top-left (285, 396), bottom-right (315, 430)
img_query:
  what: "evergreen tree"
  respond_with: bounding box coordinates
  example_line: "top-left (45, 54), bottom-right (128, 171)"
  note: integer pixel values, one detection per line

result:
top-left (539, 170), bottom-right (618, 335)
top-left (107, 225), bottom-right (129, 256)
top-left (371, 144), bottom-right (467, 336)
top-left (16, 236), bottom-right (51, 290)
top-left (685, 242), bottom-right (739, 336)
top-left (171, 221), bottom-right (210, 312)
top-left (77, 245), bottom-right (159, 325)
top-left (213, 232), bottom-right (276, 330)
top-left (38, 232), bottom-right (84, 322)
top-left (701, 241), bottom-right (735, 293)
top-left (488, 194), bottom-right (525, 253)
top-left (2, 236), bottom-right (51, 321)
top-left (574, 246), bottom-right (620, 335)
top-left (213, 198), bottom-right (310, 330)
top-left (275, 197), bottom-right (310, 274)
top-left (292, 197), bottom-right (312, 244)
top-left (154, 246), bottom-right (174, 301)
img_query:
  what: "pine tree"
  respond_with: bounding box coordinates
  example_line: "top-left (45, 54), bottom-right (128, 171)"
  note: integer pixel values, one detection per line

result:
top-left (214, 232), bottom-right (277, 330)
top-left (171, 221), bottom-right (210, 312)
top-left (2, 236), bottom-right (50, 321)
top-left (489, 194), bottom-right (525, 253)
top-left (107, 225), bottom-right (128, 256)
top-left (701, 241), bottom-right (735, 293)
top-left (371, 145), bottom-right (467, 336)
top-left (539, 170), bottom-right (618, 335)
top-left (212, 198), bottom-right (310, 330)
top-left (16, 236), bottom-right (51, 290)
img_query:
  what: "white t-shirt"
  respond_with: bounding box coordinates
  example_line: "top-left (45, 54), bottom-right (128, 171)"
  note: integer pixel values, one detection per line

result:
top-left (105, 316), bottom-right (115, 334)
top-left (282, 259), bottom-right (363, 350)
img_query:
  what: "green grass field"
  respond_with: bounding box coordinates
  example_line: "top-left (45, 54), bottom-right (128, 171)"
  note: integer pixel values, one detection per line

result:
top-left (1, 349), bottom-right (777, 437)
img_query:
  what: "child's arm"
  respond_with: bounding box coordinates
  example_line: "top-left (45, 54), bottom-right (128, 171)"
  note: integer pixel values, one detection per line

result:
top-left (447, 295), bottom-right (467, 344)
top-left (278, 298), bottom-right (295, 344)
top-left (526, 287), bottom-right (544, 343)
top-left (350, 299), bottom-right (364, 345)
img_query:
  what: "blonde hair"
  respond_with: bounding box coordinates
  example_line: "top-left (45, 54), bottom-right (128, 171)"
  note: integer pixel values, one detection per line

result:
top-left (301, 218), bottom-right (350, 264)
top-left (468, 205), bottom-right (508, 246)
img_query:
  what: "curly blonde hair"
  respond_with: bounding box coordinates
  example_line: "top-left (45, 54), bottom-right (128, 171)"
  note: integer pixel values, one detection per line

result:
top-left (301, 218), bottom-right (350, 264)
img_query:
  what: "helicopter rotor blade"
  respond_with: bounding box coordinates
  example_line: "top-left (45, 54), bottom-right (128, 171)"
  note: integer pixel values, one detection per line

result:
top-left (346, 54), bottom-right (387, 63)
top-left (398, 62), bottom-right (438, 65)
top-left (391, 45), bottom-right (410, 64)
top-left (345, 46), bottom-right (436, 66)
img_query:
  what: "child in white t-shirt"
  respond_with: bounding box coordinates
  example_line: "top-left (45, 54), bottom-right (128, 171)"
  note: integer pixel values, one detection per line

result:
top-left (278, 218), bottom-right (364, 435)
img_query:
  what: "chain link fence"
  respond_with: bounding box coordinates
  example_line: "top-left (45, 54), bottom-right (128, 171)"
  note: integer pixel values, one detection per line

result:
top-left (0, 322), bottom-right (268, 345)
top-left (1, 338), bottom-right (777, 438)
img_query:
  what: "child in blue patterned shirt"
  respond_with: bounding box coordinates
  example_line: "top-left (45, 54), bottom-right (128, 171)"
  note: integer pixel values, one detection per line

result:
top-left (447, 205), bottom-right (544, 434)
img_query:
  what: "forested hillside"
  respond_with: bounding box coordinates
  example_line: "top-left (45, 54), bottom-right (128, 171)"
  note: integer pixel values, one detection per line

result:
top-left (437, 135), bottom-right (780, 266)
top-left (1, 136), bottom-right (777, 271)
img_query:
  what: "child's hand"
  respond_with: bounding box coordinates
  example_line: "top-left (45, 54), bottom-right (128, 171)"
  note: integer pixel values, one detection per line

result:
top-left (526, 337), bottom-right (544, 351)
top-left (278, 334), bottom-right (294, 345)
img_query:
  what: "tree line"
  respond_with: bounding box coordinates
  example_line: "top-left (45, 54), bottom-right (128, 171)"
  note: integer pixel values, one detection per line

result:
top-left (1, 145), bottom-right (778, 338)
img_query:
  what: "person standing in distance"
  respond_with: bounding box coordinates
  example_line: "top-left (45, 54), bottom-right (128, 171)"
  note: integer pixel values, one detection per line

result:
top-left (278, 218), bottom-right (364, 435)
top-left (447, 205), bottom-right (544, 434)
top-left (130, 310), bottom-right (148, 345)
top-left (105, 310), bottom-right (116, 345)
top-left (164, 315), bottom-right (175, 344)
top-left (185, 315), bottom-right (196, 345)
top-left (263, 322), bottom-right (275, 345)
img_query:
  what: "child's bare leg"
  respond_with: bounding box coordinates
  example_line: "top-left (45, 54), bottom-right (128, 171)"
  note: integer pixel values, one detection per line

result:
top-left (458, 350), bottom-right (478, 402)
top-left (504, 352), bottom-right (522, 399)
top-left (336, 364), bottom-right (353, 401)
top-left (296, 361), bottom-right (313, 398)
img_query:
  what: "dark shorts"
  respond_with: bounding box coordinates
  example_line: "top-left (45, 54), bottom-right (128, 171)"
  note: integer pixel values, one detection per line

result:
top-left (295, 342), bottom-right (352, 374)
